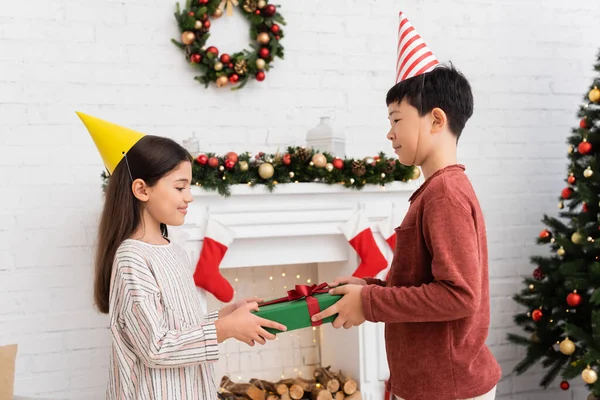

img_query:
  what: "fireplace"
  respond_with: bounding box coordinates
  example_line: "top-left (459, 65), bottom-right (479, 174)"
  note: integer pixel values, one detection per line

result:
top-left (170, 181), bottom-right (414, 400)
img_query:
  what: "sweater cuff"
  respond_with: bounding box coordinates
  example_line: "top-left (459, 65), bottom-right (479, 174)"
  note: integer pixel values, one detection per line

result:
top-left (364, 278), bottom-right (386, 286)
top-left (201, 321), bottom-right (220, 362)
top-left (361, 284), bottom-right (377, 322)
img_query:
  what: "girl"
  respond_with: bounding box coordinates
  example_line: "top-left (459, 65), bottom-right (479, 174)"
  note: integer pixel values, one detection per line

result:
top-left (79, 113), bottom-right (286, 399)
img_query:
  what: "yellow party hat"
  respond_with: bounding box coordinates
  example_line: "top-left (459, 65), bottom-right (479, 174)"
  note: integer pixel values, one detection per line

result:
top-left (76, 112), bottom-right (145, 175)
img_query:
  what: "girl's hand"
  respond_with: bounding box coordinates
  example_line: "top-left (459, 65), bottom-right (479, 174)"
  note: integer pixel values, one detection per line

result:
top-left (219, 297), bottom-right (263, 319)
top-left (215, 302), bottom-right (287, 346)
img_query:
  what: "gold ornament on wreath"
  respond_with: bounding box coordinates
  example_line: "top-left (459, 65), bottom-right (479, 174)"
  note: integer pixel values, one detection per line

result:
top-left (172, 0), bottom-right (286, 90)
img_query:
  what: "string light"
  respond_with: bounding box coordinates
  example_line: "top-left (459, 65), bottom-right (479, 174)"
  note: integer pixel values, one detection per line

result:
top-left (282, 273), bottom-right (286, 277)
top-left (296, 274), bottom-right (301, 279)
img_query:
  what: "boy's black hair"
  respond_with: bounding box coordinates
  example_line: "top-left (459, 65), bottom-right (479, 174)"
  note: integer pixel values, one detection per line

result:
top-left (386, 63), bottom-right (474, 140)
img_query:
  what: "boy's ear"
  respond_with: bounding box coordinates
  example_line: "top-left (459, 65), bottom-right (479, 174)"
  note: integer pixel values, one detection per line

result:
top-left (132, 178), bottom-right (150, 202)
top-left (430, 107), bottom-right (447, 133)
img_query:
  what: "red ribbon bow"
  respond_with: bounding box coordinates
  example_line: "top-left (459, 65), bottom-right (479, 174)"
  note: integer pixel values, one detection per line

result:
top-left (260, 283), bottom-right (330, 326)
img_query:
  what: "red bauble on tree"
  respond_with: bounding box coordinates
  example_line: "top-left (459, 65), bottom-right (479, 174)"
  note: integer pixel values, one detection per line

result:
top-left (259, 48), bottom-right (270, 58)
top-left (567, 174), bottom-right (576, 184)
top-left (533, 267), bottom-right (545, 281)
top-left (208, 157), bottom-right (219, 168)
top-left (583, 202), bottom-right (588, 212)
top-left (197, 154), bottom-right (208, 165)
top-left (188, 11), bottom-right (195, 16)
top-left (560, 381), bottom-right (570, 390)
top-left (539, 229), bottom-right (551, 239)
top-left (578, 140), bottom-right (592, 155)
top-left (263, 4), bottom-right (276, 16)
top-left (580, 118), bottom-right (588, 129)
top-left (198, 0), bottom-right (209, 4)
top-left (567, 291), bottom-right (581, 307)
top-left (333, 158), bottom-right (344, 170)
top-left (562, 187), bottom-right (574, 199)
top-left (532, 309), bottom-right (543, 322)
top-left (220, 54), bottom-right (231, 64)
top-left (256, 71), bottom-right (265, 81)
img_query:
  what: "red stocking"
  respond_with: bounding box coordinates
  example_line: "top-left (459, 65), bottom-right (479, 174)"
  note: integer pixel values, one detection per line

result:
top-left (340, 210), bottom-right (387, 278)
top-left (193, 218), bottom-right (235, 303)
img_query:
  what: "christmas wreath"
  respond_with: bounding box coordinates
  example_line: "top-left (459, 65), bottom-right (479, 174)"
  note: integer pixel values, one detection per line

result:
top-left (101, 147), bottom-right (420, 197)
top-left (172, 0), bottom-right (285, 90)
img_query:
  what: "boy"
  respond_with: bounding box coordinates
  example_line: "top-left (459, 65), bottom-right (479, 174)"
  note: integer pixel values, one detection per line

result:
top-left (311, 11), bottom-right (501, 400)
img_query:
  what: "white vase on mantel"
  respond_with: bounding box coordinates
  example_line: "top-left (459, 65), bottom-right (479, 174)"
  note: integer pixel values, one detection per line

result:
top-left (305, 116), bottom-right (346, 157)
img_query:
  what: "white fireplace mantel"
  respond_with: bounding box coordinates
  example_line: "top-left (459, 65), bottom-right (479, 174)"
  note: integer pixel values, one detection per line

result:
top-left (171, 181), bottom-right (418, 400)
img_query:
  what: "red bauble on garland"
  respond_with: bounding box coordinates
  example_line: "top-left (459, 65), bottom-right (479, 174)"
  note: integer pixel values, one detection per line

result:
top-left (562, 187), bottom-right (574, 199)
top-left (333, 158), bottom-right (344, 170)
top-left (225, 152), bottom-right (238, 163)
top-left (578, 140), bottom-right (592, 155)
top-left (532, 309), bottom-right (543, 322)
top-left (560, 381), bottom-right (570, 390)
top-left (208, 157), bottom-right (219, 168)
top-left (256, 71), bottom-right (265, 81)
top-left (198, 0), bottom-right (209, 4)
top-left (282, 153), bottom-right (291, 165)
top-left (567, 291), bottom-right (581, 307)
top-left (197, 154), bottom-right (208, 165)
top-left (229, 74), bottom-right (239, 83)
top-left (263, 4), bottom-right (276, 16)
top-left (225, 159), bottom-right (236, 170)
top-left (188, 11), bottom-right (195, 16)
top-left (271, 24), bottom-right (280, 34)
top-left (190, 54), bottom-right (202, 63)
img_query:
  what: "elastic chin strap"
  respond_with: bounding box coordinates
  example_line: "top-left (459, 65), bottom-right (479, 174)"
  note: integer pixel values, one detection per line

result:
top-left (410, 74), bottom-right (426, 167)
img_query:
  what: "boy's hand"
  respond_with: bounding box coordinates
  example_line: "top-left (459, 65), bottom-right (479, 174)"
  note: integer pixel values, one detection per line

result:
top-left (311, 284), bottom-right (366, 329)
top-left (327, 276), bottom-right (367, 287)
top-left (219, 297), bottom-right (263, 319)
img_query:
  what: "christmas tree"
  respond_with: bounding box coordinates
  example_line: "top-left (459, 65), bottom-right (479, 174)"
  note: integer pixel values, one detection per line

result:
top-left (508, 50), bottom-right (600, 395)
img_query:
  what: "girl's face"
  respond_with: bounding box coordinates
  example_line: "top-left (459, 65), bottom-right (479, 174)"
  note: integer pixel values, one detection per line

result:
top-left (141, 161), bottom-right (194, 227)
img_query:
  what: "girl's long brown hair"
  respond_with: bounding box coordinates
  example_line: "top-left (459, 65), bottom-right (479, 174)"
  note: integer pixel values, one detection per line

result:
top-left (94, 135), bottom-right (192, 314)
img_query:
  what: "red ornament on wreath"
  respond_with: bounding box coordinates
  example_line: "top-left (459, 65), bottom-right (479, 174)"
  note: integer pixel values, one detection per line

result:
top-left (578, 140), bottom-right (592, 155)
top-left (208, 157), bottom-right (219, 168)
top-left (173, 0), bottom-right (286, 89)
top-left (333, 158), bottom-right (344, 170)
top-left (197, 154), bottom-right (208, 165)
top-left (190, 54), bottom-right (202, 63)
top-left (532, 309), bottom-right (543, 322)
top-left (562, 187), bottom-right (573, 199)
top-left (560, 381), bottom-right (570, 390)
top-left (567, 291), bottom-right (581, 307)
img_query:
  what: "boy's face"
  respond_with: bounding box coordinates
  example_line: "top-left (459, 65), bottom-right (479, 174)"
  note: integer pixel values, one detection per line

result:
top-left (387, 98), bottom-right (430, 166)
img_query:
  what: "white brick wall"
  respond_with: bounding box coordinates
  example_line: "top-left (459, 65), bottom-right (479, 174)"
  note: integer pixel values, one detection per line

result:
top-left (1, 0), bottom-right (599, 398)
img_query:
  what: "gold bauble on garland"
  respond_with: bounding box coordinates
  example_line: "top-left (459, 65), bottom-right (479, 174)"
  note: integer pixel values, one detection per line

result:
top-left (312, 153), bottom-right (327, 168)
top-left (256, 59), bottom-right (266, 70)
top-left (213, 8), bottom-right (223, 18)
top-left (214, 61), bottom-right (224, 71)
top-left (181, 31), bottom-right (195, 45)
top-left (258, 162), bottom-right (274, 179)
top-left (257, 32), bottom-right (270, 45)
top-left (239, 160), bottom-right (248, 171)
top-left (216, 75), bottom-right (229, 87)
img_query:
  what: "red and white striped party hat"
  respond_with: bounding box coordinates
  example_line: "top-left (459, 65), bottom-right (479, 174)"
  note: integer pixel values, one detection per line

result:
top-left (396, 11), bottom-right (439, 84)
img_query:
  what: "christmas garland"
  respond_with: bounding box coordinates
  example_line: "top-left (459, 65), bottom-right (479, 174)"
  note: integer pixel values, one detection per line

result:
top-left (172, 0), bottom-right (285, 90)
top-left (101, 146), bottom-right (420, 197)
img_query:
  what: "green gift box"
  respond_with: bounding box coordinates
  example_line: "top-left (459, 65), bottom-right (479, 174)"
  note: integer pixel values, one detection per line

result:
top-left (252, 284), bottom-right (342, 334)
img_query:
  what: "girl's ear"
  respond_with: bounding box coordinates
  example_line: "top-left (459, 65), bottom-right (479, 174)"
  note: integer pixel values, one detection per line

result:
top-left (132, 178), bottom-right (150, 202)
top-left (430, 107), bottom-right (447, 134)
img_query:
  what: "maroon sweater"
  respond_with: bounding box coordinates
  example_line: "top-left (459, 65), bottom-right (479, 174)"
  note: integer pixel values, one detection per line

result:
top-left (361, 165), bottom-right (501, 400)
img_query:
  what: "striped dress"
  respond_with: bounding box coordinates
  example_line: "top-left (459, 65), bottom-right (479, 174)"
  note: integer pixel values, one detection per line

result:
top-left (106, 239), bottom-right (220, 400)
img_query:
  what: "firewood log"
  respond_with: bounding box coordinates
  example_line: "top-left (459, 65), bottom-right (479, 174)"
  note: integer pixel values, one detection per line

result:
top-left (314, 367), bottom-right (340, 393)
top-left (311, 386), bottom-right (334, 400)
top-left (220, 377), bottom-right (265, 400)
top-left (289, 384), bottom-right (304, 400)
top-left (337, 371), bottom-right (357, 395)
top-left (293, 377), bottom-right (314, 392)
top-left (345, 390), bottom-right (362, 400)
top-left (250, 378), bottom-right (277, 394)
top-left (280, 393), bottom-right (292, 400)
top-left (334, 391), bottom-right (345, 400)
top-left (276, 383), bottom-right (289, 396)
top-left (266, 395), bottom-right (280, 400)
